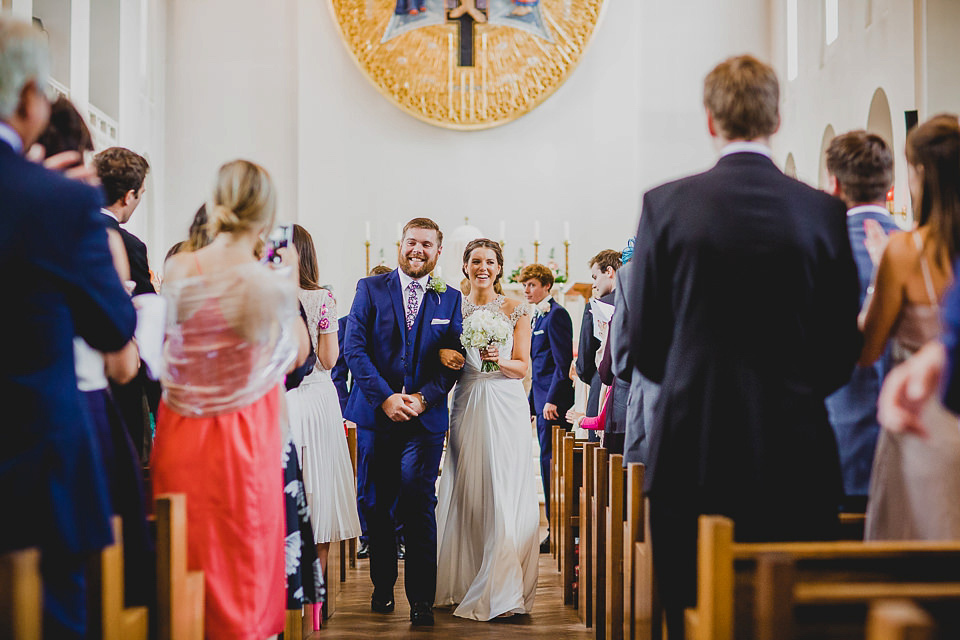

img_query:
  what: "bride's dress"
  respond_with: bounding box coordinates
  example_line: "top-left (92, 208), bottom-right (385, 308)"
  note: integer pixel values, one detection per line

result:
top-left (435, 295), bottom-right (541, 621)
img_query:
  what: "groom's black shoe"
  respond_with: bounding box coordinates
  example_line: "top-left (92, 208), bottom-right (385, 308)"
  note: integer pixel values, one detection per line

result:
top-left (539, 532), bottom-right (550, 554)
top-left (410, 601), bottom-right (435, 626)
top-left (371, 591), bottom-right (395, 614)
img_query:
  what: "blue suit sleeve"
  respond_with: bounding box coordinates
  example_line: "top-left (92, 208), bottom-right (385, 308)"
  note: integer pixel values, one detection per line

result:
top-left (416, 292), bottom-right (464, 408)
top-left (344, 280), bottom-right (395, 408)
top-left (941, 272), bottom-right (960, 413)
top-left (545, 307), bottom-right (573, 405)
top-left (65, 204), bottom-right (136, 352)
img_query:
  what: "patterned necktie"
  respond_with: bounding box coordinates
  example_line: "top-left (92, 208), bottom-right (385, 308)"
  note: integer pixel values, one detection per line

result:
top-left (405, 281), bottom-right (421, 330)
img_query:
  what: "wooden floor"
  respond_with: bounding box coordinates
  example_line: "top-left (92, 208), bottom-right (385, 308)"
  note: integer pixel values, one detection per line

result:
top-left (308, 534), bottom-right (590, 639)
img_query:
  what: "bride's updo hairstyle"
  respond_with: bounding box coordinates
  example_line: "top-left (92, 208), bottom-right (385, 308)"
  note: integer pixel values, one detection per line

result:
top-left (208, 159), bottom-right (277, 237)
top-left (462, 238), bottom-right (505, 295)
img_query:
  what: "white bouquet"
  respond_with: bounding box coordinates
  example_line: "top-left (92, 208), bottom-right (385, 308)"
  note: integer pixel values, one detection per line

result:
top-left (460, 309), bottom-right (513, 372)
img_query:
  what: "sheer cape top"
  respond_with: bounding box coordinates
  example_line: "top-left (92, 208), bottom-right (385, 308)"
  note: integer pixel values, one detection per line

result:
top-left (161, 263), bottom-right (298, 416)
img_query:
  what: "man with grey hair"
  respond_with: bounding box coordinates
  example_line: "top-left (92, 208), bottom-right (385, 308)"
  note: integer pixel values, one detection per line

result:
top-left (0, 16), bottom-right (136, 638)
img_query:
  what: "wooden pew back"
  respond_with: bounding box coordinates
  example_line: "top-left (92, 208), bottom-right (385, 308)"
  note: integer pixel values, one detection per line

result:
top-left (0, 548), bottom-right (41, 640)
top-left (579, 440), bottom-right (599, 626)
top-left (591, 447), bottom-right (609, 638)
top-left (866, 600), bottom-right (935, 640)
top-left (156, 494), bottom-right (204, 640)
top-left (687, 515), bottom-right (960, 640)
top-left (605, 454), bottom-right (625, 640)
top-left (562, 435), bottom-right (585, 606)
top-left (88, 517), bottom-right (148, 640)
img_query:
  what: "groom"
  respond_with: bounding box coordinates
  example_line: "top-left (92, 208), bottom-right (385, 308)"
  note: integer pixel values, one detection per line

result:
top-left (344, 217), bottom-right (464, 626)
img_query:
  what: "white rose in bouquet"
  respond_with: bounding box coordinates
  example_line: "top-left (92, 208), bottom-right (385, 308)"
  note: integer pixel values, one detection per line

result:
top-left (460, 309), bottom-right (513, 372)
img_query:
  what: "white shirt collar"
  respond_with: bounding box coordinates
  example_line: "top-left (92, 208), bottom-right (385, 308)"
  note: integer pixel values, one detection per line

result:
top-left (100, 208), bottom-right (120, 223)
top-left (397, 269), bottom-right (430, 291)
top-left (720, 141), bottom-right (773, 159)
top-left (0, 122), bottom-right (24, 154)
top-left (846, 204), bottom-right (891, 218)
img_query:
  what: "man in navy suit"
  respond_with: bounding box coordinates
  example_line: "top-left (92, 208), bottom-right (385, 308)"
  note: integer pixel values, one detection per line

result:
top-left (0, 17), bottom-right (137, 638)
top-left (823, 130), bottom-right (901, 512)
top-left (344, 218), bottom-right (463, 626)
top-left (626, 56), bottom-right (860, 638)
top-left (93, 147), bottom-right (157, 459)
top-left (520, 263), bottom-right (574, 553)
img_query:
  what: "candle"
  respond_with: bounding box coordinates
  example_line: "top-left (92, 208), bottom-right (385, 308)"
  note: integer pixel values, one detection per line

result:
top-left (534, 220), bottom-right (541, 242)
top-left (365, 221), bottom-right (371, 242)
top-left (563, 221), bottom-right (570, 242)
top-left (499, 220), bottom-right (506, 242)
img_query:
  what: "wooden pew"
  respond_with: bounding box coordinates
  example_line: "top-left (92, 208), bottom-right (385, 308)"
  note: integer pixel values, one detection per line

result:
top-left (578, 440), bottom-right (599, 626)
top-left (686, 515), bottom-right (960, 640)
top-left (561, 434), bottom-right (585, 605)
top-left (88, 517), bottom-right (148, 640)
top-left (155, 494), bottom-right (205, 640)
top-left (0, 548), bottom-right (41, 640)
top-left (591, 446), bottom-right (609, 638)
top-left (755, 551), bottom-right (960, 640)
top-left (622, 463), bottom-right (660, 640)
top-left (605, 454), bottom-right (625, 640)
top-left (551, 425), bottom-right (564, 561)
top-left (866, 600), bottom-right (935, 640)
top-left (346, 424), bottom-right (358, 571)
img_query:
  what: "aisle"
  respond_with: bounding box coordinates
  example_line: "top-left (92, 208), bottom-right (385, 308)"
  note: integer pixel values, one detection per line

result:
top-left (311, 543), bottom-right (591, 639)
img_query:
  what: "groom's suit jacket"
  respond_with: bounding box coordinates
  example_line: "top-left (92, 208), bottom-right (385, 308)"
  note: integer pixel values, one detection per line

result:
top-left (344, 269), bottom-right (464, 433)
top-left (529, 297), bottom-right (574, 415)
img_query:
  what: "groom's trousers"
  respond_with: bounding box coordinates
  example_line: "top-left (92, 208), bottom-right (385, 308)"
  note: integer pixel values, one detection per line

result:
top-left (358, 423), bottom-right (445, 604)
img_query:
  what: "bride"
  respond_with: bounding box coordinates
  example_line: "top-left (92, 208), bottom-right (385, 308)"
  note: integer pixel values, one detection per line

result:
top-left (434, 238), bottom-right (541, 621)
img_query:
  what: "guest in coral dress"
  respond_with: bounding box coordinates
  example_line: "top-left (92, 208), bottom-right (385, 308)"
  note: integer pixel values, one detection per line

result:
top-left (152, 159), bottom-right (310, 640)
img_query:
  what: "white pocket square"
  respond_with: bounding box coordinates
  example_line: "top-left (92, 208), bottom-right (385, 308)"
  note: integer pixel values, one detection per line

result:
top-left (533, 330), bottom-right (545, 335)
top-left (431, 318), bottom-right (450, 325)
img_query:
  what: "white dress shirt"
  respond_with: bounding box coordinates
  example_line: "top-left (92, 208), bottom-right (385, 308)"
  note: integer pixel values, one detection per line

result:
top-left (720, 141), bottom-right (773, 159)
top-left (0, 122), bottom-right (24, 154)
top-left (846, 204), bottom-right (892, 219)
top-left (398, 269), bottom-right (430, 313)
top-left (100, 207), bottom-right (120, 223)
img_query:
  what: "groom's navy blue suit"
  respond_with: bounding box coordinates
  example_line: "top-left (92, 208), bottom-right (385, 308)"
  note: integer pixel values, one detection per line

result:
top-left (344, 269), bottom-right (463, 605)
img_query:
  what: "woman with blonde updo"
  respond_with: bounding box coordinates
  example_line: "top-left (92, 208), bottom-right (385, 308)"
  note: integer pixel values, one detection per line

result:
top-left (152, 159), bottom-right (310, 640)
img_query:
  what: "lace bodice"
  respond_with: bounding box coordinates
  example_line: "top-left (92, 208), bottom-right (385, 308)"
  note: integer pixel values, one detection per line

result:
top-left (298, 288), bottom-right (338, 381)
top-left (461, 295), bottom-right (531, 377)
top-left (461, 294), bottom-right (531, 327)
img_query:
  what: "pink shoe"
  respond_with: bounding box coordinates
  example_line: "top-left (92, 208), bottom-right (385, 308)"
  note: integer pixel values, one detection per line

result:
top-left (313, 602), bottom-right (322, 630)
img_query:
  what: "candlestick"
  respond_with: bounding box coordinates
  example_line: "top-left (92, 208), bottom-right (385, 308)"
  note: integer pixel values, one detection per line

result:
top-left (364, 240), bottom-right (371, 274)
top-left (533, 240), bottom-right (540, 264)
top-left (563, 240), bottom-right (570, 278)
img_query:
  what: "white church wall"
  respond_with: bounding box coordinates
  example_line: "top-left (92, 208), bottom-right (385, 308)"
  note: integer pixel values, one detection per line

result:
top-left (296, 0), bottom-right (771, 308)
top-left (162, 0), bottom-right (300, 261)
top-left (769, 0), bottom-right (916, 213)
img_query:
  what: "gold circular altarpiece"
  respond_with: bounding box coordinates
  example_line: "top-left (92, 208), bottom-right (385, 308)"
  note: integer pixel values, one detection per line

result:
top-left (328, 0), bottom-right (606, 130)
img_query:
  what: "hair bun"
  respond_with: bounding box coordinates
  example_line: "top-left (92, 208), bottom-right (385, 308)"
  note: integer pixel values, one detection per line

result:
top-left (210, 203), bottom-right (242, 234)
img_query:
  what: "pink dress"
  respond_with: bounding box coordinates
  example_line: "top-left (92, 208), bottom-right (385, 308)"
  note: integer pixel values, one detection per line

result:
top-left (152, 264), bottom-right (297, 639)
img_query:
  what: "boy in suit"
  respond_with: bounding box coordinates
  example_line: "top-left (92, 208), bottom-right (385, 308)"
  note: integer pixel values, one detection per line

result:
top-left (823, 130), bottom-right (901, 511)
top-left (521, 263), bottom-right (574, 553)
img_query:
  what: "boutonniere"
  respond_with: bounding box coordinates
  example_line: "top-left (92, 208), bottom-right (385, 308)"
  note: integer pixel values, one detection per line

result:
top-left (534, 298), bottom-right (552, 317)
top-left (426, 277), bottom-right (447, 302)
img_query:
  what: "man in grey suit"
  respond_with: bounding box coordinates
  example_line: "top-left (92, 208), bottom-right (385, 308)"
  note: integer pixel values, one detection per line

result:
top-left (608, 251), bottom-right (660, 466)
